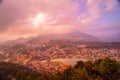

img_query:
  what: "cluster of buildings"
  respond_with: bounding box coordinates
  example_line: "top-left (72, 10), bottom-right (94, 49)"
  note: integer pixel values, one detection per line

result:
top-left (0, 40), bottom-right (120, 72)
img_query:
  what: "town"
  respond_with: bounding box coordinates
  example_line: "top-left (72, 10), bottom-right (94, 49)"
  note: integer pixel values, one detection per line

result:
top-left (0, 40), bottom-right (120, 73)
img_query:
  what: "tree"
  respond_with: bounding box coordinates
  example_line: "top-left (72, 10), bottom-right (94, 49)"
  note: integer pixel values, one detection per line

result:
top-left (75, 61), bottom-right (84, 69)
top-left (100, 57), bottom-right (119, 74)
top-left (99, 57), bottom-right (120, 80)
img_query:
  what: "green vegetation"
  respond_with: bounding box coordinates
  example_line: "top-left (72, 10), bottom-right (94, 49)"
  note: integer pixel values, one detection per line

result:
top-left (0, 57), bottom-right (120, 80)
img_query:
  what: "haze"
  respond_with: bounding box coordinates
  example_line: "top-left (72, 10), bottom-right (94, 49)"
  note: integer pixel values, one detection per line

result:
top-left (0, 0), bottom-right (120, 41)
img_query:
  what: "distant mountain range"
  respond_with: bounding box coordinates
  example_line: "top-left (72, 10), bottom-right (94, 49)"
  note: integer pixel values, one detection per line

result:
top-left (1, 32), bottom-right (100, 45)
top-left (28, 32), bottom-right (100, 41)
top-left (2, 32), bottom-right (120, 45)
top-left (103, 33), bottom-right (120, 42)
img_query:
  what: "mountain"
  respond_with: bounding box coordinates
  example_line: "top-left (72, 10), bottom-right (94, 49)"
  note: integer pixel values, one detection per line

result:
top-left (0, 37), bottom-right (31, 45)
top-left (28, 32), bottom-right (99, 42)
top-left (103, 33), bottom-right (120, 42)
top-left (1, 32), bottom-right (99, 45)
top-left (63, 32), bottom-right (99, 41)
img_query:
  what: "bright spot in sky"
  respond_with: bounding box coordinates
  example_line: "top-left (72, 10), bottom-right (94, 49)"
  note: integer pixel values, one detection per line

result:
top-left (31, 13), bottom-right (46, 27)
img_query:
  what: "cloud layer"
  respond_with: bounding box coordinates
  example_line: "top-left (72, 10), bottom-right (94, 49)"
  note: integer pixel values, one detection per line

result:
top-left (0, 0), bottom-right (119, 41)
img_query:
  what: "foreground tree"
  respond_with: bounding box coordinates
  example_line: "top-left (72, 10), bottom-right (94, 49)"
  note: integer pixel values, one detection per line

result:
top-left (0, 57), bottom-right (120, 80)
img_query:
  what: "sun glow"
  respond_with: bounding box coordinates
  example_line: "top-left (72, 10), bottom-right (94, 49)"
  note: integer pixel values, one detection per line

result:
top-left (31, 13), bottom-right (46, 27)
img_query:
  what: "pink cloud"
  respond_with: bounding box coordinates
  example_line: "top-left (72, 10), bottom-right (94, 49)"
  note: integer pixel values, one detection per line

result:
top-left (81, 0), bottom-right (118, 24)
top-left (0, 0), bottom-right (119, 41)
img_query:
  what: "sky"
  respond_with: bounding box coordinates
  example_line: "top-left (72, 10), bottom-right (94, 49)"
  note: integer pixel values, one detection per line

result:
top-left (0, 0), bottom-right (120, 41)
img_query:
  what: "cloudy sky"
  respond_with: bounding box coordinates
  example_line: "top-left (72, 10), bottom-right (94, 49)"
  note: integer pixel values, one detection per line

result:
top-left (0, 0), bottom-right (120, 41)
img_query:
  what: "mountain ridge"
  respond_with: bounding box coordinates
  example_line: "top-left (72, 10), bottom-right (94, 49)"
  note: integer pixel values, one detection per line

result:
top-left (0, 32), bottom-right (100, 45)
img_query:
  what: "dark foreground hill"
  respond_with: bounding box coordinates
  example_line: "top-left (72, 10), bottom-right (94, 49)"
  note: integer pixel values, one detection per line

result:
top-left (0, 57), bottom-right (120, 80)
top-left (0, 62), bottom-right (41, 80)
